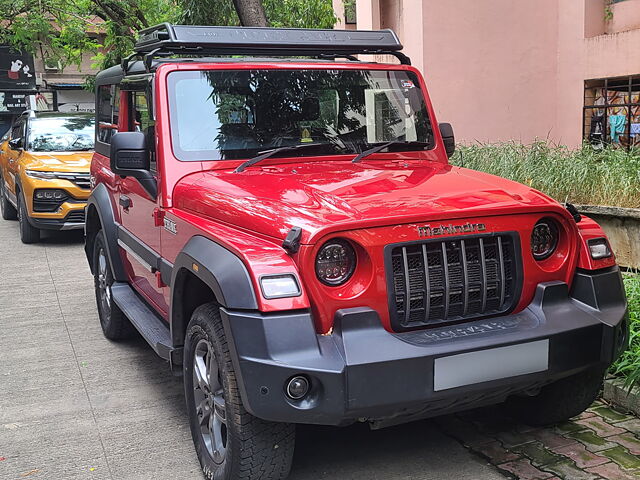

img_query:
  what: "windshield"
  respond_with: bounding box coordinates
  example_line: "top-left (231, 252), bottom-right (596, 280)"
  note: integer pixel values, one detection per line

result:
top-left (167, 69), bottom-right (434, 161)
top-left (28, 116), bottom-right (95, 152)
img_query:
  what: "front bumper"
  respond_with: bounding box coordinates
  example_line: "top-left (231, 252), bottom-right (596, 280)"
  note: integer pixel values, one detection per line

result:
top-left (28, 208), bottom-right (86, 230)
top-left (222, 267), bottom-right (628, 427)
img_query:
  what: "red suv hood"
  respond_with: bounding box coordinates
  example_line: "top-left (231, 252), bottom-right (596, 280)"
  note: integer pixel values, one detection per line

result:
top-left (174, 159), bottom-right (560, 244)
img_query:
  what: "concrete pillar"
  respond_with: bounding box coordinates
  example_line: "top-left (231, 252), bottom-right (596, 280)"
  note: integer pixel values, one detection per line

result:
top-left (356, 0), bottom-right (381, 30)
top-left (401, 0), bottom-right (425, 75)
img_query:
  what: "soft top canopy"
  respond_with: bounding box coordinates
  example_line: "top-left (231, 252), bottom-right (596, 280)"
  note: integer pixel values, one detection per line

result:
top-left (130, 23), bottom-right (409, 67)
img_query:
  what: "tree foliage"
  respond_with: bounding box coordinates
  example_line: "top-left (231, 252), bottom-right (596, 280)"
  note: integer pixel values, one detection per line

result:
top-left (0, 0), bottom-right (336, 76)
top-left (182, 0), bottom-right (336, 29)
top-left (0, 0), bottom-right (181, 69)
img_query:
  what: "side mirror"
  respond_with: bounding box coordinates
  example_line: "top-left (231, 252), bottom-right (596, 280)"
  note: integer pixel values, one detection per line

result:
top-left (110, 131), bottom-right (148, 173)
top-left (8, 138), bottom-right (23, 150)
top-left (439, 123), bottom-right (455, 159)
top-left (110, 132), bottom-right (157, 199)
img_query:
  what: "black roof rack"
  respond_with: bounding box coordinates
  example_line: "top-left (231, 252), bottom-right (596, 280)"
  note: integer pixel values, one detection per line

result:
top-left (122, 23), bottom-right (410, 72)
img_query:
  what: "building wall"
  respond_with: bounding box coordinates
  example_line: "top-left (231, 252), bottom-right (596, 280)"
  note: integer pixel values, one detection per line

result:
top-left (335, 0), bottom-right (639, 147)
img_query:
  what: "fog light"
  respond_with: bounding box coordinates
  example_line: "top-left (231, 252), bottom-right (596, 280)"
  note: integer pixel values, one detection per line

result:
top-left (286, 376), bottom-right (310, 400)
top-left (588, 238), bottom-right (612, 260)
top-left (34, 189), bottom-right (67, 201)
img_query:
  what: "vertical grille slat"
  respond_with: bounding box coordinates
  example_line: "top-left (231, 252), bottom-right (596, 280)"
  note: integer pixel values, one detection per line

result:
top-left (479, 238), bottom-right (488, 312)
top-left (401, 246), bottom-right (411, 326)
top-left (497, 236), bottom-right (506, 308)
top-left (388, 233), bottom-right (519, 330)
top-left (422, 244), bottom-right (430, 321)
top-left (461, 239), bottom-right (469, 316)
top-left (441, 242), bottom-right (450, 320)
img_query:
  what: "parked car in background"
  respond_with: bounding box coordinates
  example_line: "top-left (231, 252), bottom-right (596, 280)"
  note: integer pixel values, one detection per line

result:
top-left (0, 111), bottom-right (94, 243)
top-left (85, 24), bottom-right (628, 480)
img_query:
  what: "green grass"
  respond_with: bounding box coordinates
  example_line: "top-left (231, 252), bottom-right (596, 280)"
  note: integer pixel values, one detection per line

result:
top-left (450, 143), bottom-right (640, 209)
top-left (611, 273), bottom-right (640, 388)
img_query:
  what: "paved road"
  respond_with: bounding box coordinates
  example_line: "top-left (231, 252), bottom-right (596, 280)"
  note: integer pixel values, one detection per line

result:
top-left (0, 220), bottom-right (504, 480)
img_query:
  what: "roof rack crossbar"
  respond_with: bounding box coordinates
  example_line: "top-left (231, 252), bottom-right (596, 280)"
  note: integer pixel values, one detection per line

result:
top-left (131, 23), bottom-right (411, 66)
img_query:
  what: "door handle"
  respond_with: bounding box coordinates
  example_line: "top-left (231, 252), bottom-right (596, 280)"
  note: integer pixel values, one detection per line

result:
top-left (119, 195), bottom-right (131, 210)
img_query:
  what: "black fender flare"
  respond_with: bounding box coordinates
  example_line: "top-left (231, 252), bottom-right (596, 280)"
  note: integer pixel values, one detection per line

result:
top-left (85, 183), bottom-right (126, 281)
top-left (170, 235), bottom-right (258, 346)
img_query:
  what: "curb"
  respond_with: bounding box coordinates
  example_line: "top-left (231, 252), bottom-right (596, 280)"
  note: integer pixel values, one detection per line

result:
top-left (602, 377), bottom-right (640, 417)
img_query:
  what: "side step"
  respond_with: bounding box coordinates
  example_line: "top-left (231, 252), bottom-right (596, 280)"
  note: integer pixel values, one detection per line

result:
top-left (111, 282), bottom-right (175, 361)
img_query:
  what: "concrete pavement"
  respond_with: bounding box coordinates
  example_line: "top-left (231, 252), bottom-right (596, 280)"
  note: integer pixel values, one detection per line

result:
top-left (0, 219), bottom-right (505, 480)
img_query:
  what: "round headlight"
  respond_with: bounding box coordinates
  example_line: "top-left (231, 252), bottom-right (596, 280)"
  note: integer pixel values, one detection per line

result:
top-left (531, 219), bottom-right (559, 260)
top-left (315, 238), bottom-right (356, 286)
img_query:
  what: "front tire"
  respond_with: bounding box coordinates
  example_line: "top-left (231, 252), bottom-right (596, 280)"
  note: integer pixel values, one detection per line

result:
top-left (506, 367), bottom-right (606, 426)
top-left (17, 193), bottom-right (39, 244)
top-left (184, 303), bottom-right (295, 480)
top-left (0, 179), bottom-right (17, 220)
top-left (93, 230), bottom-right (131, 340)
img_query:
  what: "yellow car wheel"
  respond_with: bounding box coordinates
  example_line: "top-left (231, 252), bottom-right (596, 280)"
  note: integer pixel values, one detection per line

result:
top-left (0, 180), bottom-right (17, 220)
top-left (17, 193), bottom-right (40, 244)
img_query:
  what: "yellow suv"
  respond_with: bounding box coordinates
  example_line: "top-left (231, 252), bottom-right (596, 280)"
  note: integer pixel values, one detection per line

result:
top-left (0, 111), bottom-right (94, 243)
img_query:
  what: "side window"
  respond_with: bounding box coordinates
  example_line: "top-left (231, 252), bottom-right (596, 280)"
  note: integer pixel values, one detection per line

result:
top-left (130, 91), bottom-right (156, 172)
top-left (97, 85), bottom-right (120, 144)
top-left (10, 120), bottom-right (23, 141)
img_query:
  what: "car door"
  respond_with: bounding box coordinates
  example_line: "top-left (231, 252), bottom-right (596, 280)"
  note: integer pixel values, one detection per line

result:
top-left (4, 118), bottom-right (26, 200)
top-left (117, 88), bottom-right (168, 314)
top-left (0, 128), bottom-right (10, 195)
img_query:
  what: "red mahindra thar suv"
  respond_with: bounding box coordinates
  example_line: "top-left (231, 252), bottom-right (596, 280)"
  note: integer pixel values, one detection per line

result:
top-left (84, 24), bottom-right (628, 480)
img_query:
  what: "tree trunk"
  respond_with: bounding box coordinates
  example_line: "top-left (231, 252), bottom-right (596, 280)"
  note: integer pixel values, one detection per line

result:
top-left (232, 0), bottom-right (268, 26)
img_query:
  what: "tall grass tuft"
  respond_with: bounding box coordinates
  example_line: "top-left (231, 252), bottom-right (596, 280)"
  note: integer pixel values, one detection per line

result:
top-left (450, 143), bottom-right (640, 209)
top-left (611, 273), bottom-right (640, 389)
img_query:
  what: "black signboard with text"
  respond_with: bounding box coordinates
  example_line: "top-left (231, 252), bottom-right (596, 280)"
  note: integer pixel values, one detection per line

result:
top-left (0, 91), bottom-right (28, 113)
top-left (0, 46), bottom-right (36, 91)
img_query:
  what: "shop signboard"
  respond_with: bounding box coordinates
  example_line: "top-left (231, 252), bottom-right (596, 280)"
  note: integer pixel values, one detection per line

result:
top-left (0, 91), bottom-right (28, 113)
top-left (0, 47), bottom-right (35, 91)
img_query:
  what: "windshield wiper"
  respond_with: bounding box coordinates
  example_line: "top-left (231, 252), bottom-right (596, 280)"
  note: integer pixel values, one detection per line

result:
top-left (234, 143), bottom-right (337, 173)
top-left (352, 140), bottom-right (431, 163)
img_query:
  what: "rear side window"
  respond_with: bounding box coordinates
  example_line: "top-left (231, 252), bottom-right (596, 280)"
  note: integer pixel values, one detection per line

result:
top-left (97, 85), bottom-right (120, 145)
top-left (10, 119), bottom-right (24, 141)
top-left (130, 91), bottom-right (156, 172)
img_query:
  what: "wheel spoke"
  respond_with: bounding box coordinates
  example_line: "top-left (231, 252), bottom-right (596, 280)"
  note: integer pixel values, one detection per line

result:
top-left (194, 353), bottom-right (209, 392)
top-left (209, 354), bottom-right (220, 393)
top-left (196, 398), bottom-right (211, 426)
top-left (213, 394), bottom-right (226, 424)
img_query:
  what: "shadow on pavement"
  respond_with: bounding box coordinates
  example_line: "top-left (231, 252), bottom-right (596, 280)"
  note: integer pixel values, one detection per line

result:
top-left (39, 229), bottom-right (85, 245)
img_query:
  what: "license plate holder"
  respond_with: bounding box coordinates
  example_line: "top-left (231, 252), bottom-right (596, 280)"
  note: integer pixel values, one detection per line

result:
top-left (434, 339), bottom-right (549, 391)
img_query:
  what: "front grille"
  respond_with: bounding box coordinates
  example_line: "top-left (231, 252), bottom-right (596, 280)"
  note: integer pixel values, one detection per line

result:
top-left (65, 210), bottom-right (86, 223)
top-left (58, 173), bottom-right (91, 190)
top-left (387, 234), bottom-right (521, 330)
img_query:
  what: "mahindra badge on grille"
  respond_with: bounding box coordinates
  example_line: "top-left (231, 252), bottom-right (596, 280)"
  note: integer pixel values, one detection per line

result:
top-left (417, 222), bottom-right (487, 237)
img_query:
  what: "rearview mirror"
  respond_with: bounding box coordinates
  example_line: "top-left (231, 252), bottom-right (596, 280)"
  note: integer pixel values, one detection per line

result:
top-left (110, 132), bottom-right (157, 199)
top-left (8, 138), bottom-right (23, 150)
top-left (439, 123), bottom-right (455, 159)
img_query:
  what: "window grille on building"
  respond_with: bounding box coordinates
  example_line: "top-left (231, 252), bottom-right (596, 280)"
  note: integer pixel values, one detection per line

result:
top-left (583, 75), bottom-right (640, 150)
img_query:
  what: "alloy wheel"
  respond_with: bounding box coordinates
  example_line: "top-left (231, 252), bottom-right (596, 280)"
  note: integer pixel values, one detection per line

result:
top-left (193, 338), bottom-right (227, 464)
top-left (97, 247), bottom-right (112, 317)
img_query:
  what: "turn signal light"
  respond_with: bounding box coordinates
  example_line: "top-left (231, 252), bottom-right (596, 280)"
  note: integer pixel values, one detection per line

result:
top-left (588, 238), bottom-right (612, 260)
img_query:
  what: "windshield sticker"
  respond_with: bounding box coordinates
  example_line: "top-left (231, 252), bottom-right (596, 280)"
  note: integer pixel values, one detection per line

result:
top-left (300, 128), bottom-right (313, 143)
top-left (401, 80), bottom-right (415, 88)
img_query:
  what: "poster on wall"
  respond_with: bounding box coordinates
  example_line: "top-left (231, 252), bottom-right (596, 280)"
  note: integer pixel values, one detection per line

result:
top-left (34, 92), bottom-right (55, 111)
top-left (0, 47), bottom-right (36, 91)
top-left (58, 102), bottom-right (95, 113)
